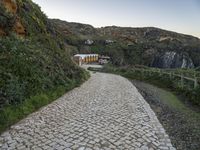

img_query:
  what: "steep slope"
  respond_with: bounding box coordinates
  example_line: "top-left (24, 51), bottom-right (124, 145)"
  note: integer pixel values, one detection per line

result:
top-left (0, 0), bottom-right (88, 108)
top-left (51, 19), bottom-right (97, 39)
top-left (51, 19), bottom-right (200, 68)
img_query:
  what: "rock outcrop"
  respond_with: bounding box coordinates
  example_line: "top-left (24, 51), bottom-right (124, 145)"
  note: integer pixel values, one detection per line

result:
top-left (105, 39), bottom-right (114, 44)
top-left (0, 28), bottom-right (6, 36)
top-left (2, 0), bottom-right (17, 14)
top-left (85, 39), bottom-right (94, 45)
top-left (0, 0), bottom-right (26, 36)
top-left (50, 17), bottom-right (200, 68)
top-left (151, 51), bottom-right (194, 68)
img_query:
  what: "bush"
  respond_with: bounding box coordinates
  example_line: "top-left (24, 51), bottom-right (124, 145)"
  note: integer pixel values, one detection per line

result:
top-left (0, 77), bottom-right (90, 133)
top-left (0, 34), bottom-right (88, 106)
top-left (5, 76), bottom-right (26, 104)
top-left (0, 0), bottom-right (90, 133)
top-left (29, 94), bottom-right (49, 110)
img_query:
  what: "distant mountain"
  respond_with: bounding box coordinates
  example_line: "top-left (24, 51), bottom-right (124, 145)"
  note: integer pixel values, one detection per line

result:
top-left (51, 19), bottom-right (200, 68)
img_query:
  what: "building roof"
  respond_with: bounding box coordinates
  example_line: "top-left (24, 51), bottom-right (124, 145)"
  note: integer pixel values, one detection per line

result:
top-left (74, 54), bottom-right (98, 59)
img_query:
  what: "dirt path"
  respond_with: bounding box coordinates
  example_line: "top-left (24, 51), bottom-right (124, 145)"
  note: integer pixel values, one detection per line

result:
top-left (0, 73), bottom-right (175, 150)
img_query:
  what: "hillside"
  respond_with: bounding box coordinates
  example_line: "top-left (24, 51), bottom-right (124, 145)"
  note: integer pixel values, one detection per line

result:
top-left (0, 0), bottom-right (88, 108)
top-left (51, 19), bottom-right (200, 68)
top-left (0, 0), bottom-right (199, 109)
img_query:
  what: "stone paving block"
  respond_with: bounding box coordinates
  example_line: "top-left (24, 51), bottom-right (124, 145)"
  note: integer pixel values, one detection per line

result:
top-left (0, 73), bottom-right (175, 150)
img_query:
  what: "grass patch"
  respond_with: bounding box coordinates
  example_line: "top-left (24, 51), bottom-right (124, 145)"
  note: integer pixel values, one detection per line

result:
top-left (143, 82), bottom-right (199, 115)
top-left (0, 72), bottom-right (90, 134)
top-left (89, 64), bottom-right (200, 106)
top-left (133, 80), bottom-right (200, 150)
top-left (0, 0), bottom-right (93, 134)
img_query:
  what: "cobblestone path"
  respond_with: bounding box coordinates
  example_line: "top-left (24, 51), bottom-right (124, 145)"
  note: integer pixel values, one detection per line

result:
top-left (0, 73), bottom-right (175, 150)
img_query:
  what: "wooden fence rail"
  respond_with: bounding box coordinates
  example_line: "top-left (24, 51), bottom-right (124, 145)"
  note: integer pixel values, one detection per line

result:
top-left (133, 68), bottom-right (199, 89)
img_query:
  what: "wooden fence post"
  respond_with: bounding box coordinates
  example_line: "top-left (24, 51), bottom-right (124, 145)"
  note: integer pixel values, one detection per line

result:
top-left (159, 70), bottom-right (162, 76)
top-left (149, 71), bottom-right (152, 76)
top-left (169, 72), bottom-right (172, 80)
top-left (141, 69), bottom-right (144, 76)
top-left (181, 74), bottom-right (184, 88)
top-left (172, 72), bottom-right (174, 79)
top-left (194, 77), bottom-right (198, 89)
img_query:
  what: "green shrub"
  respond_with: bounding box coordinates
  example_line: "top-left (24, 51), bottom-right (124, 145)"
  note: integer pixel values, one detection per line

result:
top-left (0, 75), bottom-right (89, 133)
top-left (0, 4), bottom-right (16, 33)
top-left (5, 76), bottom-right (26, 104)
top-left (29, 94), bottom-right (49, 109)
top-left (0, 0), bottom-right (90, 133)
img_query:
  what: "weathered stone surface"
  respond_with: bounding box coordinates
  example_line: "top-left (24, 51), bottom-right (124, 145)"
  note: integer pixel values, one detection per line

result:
top-left (0, 72), bottom-right (175, 149)
top-left (151, 51), bottom-right (194, 68)
top-left (85, 39), bottom-right (94, 45)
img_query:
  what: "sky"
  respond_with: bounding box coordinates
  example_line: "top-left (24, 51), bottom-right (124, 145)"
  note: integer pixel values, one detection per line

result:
top-left (32, 0), bottom-right (200, 38)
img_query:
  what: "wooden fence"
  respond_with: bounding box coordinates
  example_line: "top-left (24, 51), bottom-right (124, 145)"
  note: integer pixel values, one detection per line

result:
top-left (133, 68), bottom-right (199, 89)
top-left (88, 66), bottom-right (200, 89)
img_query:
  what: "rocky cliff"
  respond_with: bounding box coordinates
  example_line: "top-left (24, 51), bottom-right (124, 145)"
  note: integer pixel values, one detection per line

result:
top-left (151, 51), bottom-right (194, 68)
top-left (51, 19), bottom-right (200, 68)
top-left (0, 0), bottom-right (26, 36)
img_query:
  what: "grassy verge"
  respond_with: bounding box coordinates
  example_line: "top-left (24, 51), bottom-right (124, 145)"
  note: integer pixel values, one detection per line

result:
top-left (133, 80), bottom-right (199, 116)
top-left (132, 80), bottom-right (200, 150)
top-left (0, 71), bottom-right (90, 134)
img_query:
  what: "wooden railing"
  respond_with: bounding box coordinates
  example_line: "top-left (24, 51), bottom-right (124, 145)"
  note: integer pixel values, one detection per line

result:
top-left (133, 68), bottom-right (199, 89)
top-left (88, 66), bottom-right (200, 89)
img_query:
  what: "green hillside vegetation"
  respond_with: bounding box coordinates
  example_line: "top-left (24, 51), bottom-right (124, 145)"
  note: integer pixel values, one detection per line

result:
top-left (51, 19), bottom-right (200, 68)
top-left (0, 0), bottom-right (89, 132)
top-left (90, 40), bottom-right (200, 67)
top-left (51, 19), bottom-right (200, 106)
top-left (1, 0), bottom-right (200, 133)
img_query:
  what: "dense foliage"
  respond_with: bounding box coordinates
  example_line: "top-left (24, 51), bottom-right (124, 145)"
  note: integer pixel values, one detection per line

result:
top-left (89, 42), bottom-right (153, 66)
top-left (0, 4), bottom-right (15, 34)
top-left (0, 35), bottom-right (87, 106)
top-left (0, 0), bottom-right (89, 132)
top-left (50, 19), bottom-right (200, 68)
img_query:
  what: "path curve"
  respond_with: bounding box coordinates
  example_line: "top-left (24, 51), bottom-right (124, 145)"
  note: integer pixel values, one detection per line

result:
top-left (0, 72), bottom-right (175, 150)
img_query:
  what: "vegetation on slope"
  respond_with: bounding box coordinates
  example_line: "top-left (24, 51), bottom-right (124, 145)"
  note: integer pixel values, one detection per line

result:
top-left (0, 0), bottom-right (89, 132)
top-left (50, 19), bottom-right (200, 68)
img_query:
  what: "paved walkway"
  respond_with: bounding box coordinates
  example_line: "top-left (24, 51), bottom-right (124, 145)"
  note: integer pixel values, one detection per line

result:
top-left (0, 73), bottom-right (175, 150)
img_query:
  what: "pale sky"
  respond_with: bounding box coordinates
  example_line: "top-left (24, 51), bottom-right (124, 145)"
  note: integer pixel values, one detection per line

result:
top-left (32, 0), bottom-right (200, 38)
